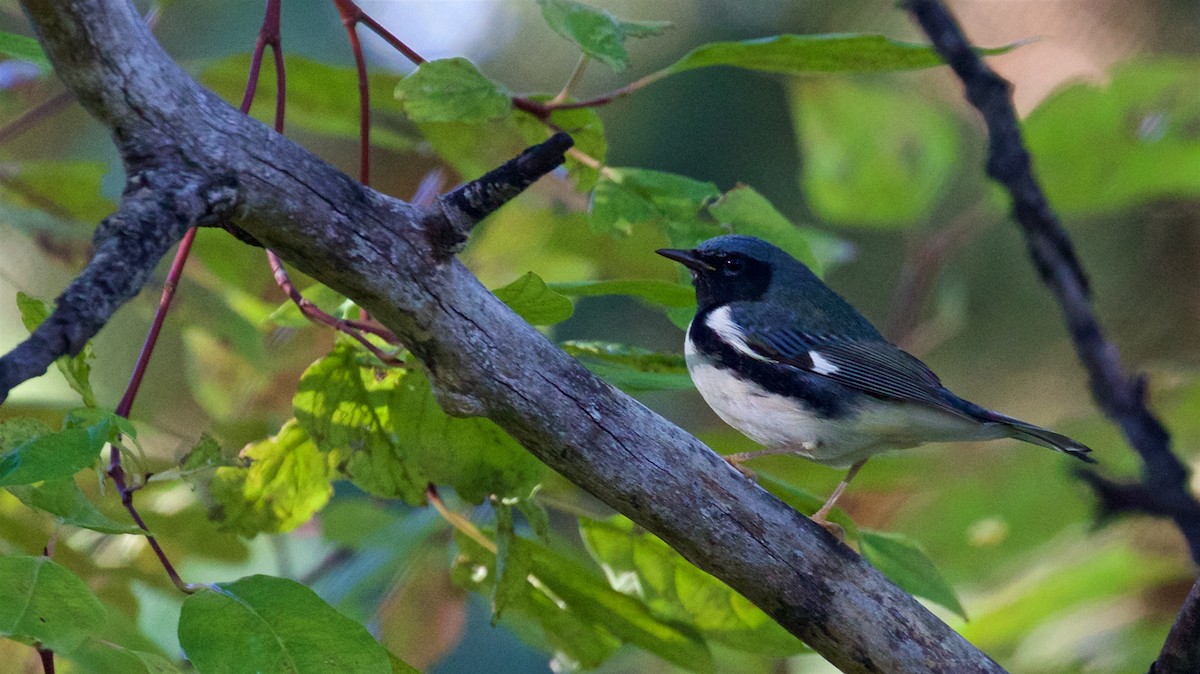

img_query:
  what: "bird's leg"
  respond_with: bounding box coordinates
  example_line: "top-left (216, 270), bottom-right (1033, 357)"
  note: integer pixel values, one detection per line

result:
top-left (723, 447), bottom-right (802, 480)
top-left (810, 459), bottom-right (867, 535)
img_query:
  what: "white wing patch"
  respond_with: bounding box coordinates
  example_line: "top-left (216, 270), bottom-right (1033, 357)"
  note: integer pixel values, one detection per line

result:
top-left (809, 350), bottom-right (839, 375)
top-left (706, 306), bottom-right (770, 362)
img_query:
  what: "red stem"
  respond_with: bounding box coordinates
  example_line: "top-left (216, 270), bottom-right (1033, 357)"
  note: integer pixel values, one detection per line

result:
top-left (107, 0), bottom-right (286, 597)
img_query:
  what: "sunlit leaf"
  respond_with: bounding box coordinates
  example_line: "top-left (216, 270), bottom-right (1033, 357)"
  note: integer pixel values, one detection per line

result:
top-left (0, 555), bottom-right (105, 653)
top-left (16, 292), bottom-right (98, 407)
top-left (561, 341), bottom-right (692, 392)
top-left (395, 57), bottom-right (511, 123)
top-left (454, 531), bottom-right (713, 672)
top-left (294, 342), bottom-right (542, 503)
top-left (536, 0), bottom-right (670, 72)
top-left (581, 516), bottom-right (805, 656)
top-left (493, 271), bottom-right (575, 325)
top-left (858, 529), bottom-right (966, 619)
top-left (179, 574), bottom-right (393, 673)
top-left (208, 420), bottom-right (335, 536)
top-left (1025, 59), bottom-right (1200, 214)
top-left (662, 34), bottom-right (1014, 76)
top-left (8, 478), bottom-right (141, 535)
top-left (202, 54), bottom-right (418, 152)
top-left (516, 102), bottom-right (607, 190)
top-left (791, 80), bottom-right (960, 227)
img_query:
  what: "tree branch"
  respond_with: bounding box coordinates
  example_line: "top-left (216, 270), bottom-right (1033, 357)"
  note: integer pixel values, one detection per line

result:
top-left (904, 0), bottom-right (1200, 565)
top-left (0, 167), bottom-right (237, 403)
top-left (9, 1), bottom-right (1006, 670)
top-left (1151, 577), bottom-right (1200, 674)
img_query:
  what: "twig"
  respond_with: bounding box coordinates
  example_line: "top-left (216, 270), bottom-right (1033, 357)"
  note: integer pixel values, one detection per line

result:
top-left (0, 91), bottom-right (73, 146)
top-left (903, 0), bottom-right (1200, 565)
top-left (333, 0), bottom-right (372, 184)
top-left (429, 131), bottom-right (574, 254)
top-left (1150, 577), bottom-right (1200, 674)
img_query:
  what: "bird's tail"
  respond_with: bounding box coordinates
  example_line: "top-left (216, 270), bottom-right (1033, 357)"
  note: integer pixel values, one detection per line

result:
top-left (987, 412), bottom-right (1097, 464)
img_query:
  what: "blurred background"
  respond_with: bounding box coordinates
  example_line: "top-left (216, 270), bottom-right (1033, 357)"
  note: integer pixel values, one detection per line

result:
top-left (1, 0), bottom-right (1199, 672)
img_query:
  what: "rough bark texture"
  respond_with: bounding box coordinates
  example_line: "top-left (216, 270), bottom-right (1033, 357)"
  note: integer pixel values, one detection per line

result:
top-left (7, 1), bottom-right (1007, 671)
top-left (1150, 577), bottom-right (1200, 674)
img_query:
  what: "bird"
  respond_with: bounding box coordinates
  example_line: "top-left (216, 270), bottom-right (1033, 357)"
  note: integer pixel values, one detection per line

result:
top-left (657, 234), bottom-right (1095, 532)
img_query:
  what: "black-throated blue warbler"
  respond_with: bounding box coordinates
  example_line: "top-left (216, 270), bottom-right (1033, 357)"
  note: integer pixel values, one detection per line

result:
top-left (658, 235), bottom-right (1095, 529)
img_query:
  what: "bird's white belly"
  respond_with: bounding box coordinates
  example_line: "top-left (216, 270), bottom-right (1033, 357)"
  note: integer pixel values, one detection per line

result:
top-left (685, 352), bottom-right (1002, 468)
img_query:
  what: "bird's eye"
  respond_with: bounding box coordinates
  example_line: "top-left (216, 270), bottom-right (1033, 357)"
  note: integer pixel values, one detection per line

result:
top-left (721, 257), bottom-right (745, 275)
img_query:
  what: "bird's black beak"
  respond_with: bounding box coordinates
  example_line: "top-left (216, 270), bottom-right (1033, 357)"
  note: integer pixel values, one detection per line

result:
top-left (656, 248), bottom-right (713, 272)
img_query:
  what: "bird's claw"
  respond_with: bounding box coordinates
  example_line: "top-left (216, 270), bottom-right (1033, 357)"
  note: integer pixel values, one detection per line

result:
top-left (723, 455), bottom-right (757, 481)
top-left (811, 515), bottom-right (846, 542)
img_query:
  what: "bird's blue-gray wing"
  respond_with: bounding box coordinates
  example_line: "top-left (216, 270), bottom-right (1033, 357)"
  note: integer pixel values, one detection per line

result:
top-left (742, 327), bottom-right (968, 417)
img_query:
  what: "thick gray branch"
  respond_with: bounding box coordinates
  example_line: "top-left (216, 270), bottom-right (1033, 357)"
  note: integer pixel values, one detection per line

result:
top-left (0, 167), bottom-right (236, 402)
top-left (1151, 577), bottom-right (1200, 674)
top-left (13, 1), bottom-right (1004, 671)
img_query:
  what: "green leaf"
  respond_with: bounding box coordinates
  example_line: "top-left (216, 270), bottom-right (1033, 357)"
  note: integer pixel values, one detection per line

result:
top-left (0, 419), bottom-right (110, 486)
top-left (0, 31), bottom-right (50, 69)
top-left (791, 80), bottom-right (960, 227)
top-left (580, 516), bottom-right (805, 656)
top-left (208, 420), bottom-right (335, 536)
top-left (858, 529), bottom-right (966, 619)
top-left (454, 531), bottom-right (713, 672)
top-left (293, 342), bottom-right (542, 503)
top-left (395, 57), bottom-right (511, 123)
top-left (491, 501), bottom-right (528, 625)
top-left (16, 292), bottom-right (98, 407)
top-left (516, 102), bottom-right (607, 190)
top-left (8, 478), bottom-right (141, 535)
top-left (662, 33), bottom-right (1013, 76)
top-left (589, 168), bottom-right (721, 244)
top-left (0, 555), bottom-right (105, 652)
top-left (202, 54), bottom-right (418, 152)
top-left (1024, 59), bottom-right (1200, 215)
top-left (66, 638), bottom-right (183, 674)
top-left (0, 418), bottom-right (52, 451)
top-left (416, 114), bottom-right (530, 181)
top-left (561, 341), bottom-right (693, 392)
top-left (493, 272), bottom-right (575, 325)
top-left (536, 0), bottom-right (670, 72)
top-left (179, 575), bottom-right (392, 674)
top-left (707, 185), bottom-right (829, 274)
top-left (1, 161), bottom-right (116, 223)
top-left (549, 279), bottom-right (695, 308)
top-left (264, 282), bottom-right (350, 329)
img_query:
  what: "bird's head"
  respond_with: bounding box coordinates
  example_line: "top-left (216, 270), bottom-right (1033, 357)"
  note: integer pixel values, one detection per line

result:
top-left (657, 235), bottom-right (819, 311)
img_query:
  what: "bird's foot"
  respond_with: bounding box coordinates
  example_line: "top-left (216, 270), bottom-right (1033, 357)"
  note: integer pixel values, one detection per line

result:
top-left (723, 454), bottom-right (757, 481)
top-left (809, 514), bottom-right (846, 542)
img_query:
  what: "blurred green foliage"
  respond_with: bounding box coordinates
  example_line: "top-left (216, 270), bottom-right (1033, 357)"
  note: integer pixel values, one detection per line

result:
top-left (0, 0), bottom-right (1197, 673)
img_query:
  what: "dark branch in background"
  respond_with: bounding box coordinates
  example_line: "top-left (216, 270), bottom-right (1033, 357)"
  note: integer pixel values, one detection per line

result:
top-left (11, 0), bottom-right (1008, 670)
top-left (1151, 578), bottom-right (1200, 674)
top-left (903, 0), bottom-right (1200, 565)
top-left (0, 169), bottom-right (237, 404)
